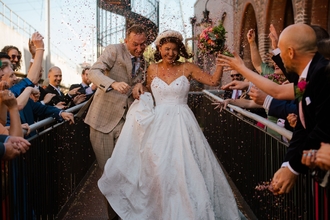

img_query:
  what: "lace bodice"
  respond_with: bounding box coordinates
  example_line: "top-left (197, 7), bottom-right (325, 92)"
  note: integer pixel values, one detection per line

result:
top-left (151, 76), bottom-right (190, 106)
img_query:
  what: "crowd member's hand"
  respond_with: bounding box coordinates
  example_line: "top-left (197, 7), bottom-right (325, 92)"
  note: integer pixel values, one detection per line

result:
top-left (111, 82), bottom-right (131, 94)
top-left (0, 81), bottom-right (9, 91)
top-left (287, 113), bottom-right (297, 128)
top-left (248, 86), bottom-right (267, 105)
top-left (2, 136), bottom-right (31, 160)
top-left (247, 29), bottom-right (256, 44)
top-left (132, 83), bottom-right (145, 100)
top-left (270, 166), bottom-right (298, 195)
top-left (43, 93), bottom-right (56, 104)
top-left (21, 123), bottom-right (31, 136)
top-left (30, 88), bottom-right (40, 102)
top-left (0, 90), bottom-right (17, 110)
top-left (73, 94), bottom-right (86, 105)
top-left (211, 99), bottom-right (231, 112)
top-left (31, 32), bottom-right (44, 50)
top-left (269, 24), bottom-right (279, 50)
top-left (68, 87), bottom-right (80, 96)
top-left (60, 112), bottom-right (74, 124)
top-left (29, 38), bottom-right (36, 58)
top-left (315, 143), bottom-right (330, 170)
top-left (221, 80), bottom-right (250, 91)
top-left (55, 101), bottom-right (67, 110)
top-left (301, 149), bottom-right (317, 169)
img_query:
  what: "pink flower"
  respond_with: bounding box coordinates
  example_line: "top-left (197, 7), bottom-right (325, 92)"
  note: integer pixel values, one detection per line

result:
top-left (297, 80), bottom-right (307, 92)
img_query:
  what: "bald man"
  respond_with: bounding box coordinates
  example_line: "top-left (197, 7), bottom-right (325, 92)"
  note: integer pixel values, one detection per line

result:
top-left (44, 66), bottom-right (83, 108)
top-left (271, 24), bottom-right (330, 194)
top-left (218, 23), bottom-right (330, 194)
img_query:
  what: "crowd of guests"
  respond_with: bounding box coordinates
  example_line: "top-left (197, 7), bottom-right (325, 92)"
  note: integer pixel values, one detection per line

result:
top-left (217, 23), bottom-right (330, 194)
top-left (0, 32), bottom-right (96, 160)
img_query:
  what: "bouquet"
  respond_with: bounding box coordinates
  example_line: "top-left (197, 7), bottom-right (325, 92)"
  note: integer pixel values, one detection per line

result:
top-left (198, 22), bottom-right (233, 56)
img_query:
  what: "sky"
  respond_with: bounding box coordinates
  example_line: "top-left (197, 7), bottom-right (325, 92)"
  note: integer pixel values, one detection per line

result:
top-left (1, 0), bottom-right (194, 66)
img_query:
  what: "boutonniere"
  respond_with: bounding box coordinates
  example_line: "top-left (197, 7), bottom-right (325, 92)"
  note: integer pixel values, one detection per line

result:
top-left (295, 79), bottom-right (307, 102)
top-left (0, 60), bottom-right (2, 69)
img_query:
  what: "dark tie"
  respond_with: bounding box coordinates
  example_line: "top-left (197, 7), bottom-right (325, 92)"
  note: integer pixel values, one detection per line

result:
top-left (131, 57), bottom-right (137, 77)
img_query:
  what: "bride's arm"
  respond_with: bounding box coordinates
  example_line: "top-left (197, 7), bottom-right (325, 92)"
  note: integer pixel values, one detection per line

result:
top-left (187, 61), bottom-right (224, 86)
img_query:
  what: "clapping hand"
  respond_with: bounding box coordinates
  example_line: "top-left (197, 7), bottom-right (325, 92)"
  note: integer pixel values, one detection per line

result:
top-left (247, 29), bottom-right (256, 44)
top-left (269, 24), bottom-right (279, 50)
top-left (73, 94), bottom-right (86, 105)
top-left (31, 32), bottom-right (44, 51)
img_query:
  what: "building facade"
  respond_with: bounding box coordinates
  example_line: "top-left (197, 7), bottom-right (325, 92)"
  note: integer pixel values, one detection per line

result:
top-left (193, 0), bottom-right (330, 84)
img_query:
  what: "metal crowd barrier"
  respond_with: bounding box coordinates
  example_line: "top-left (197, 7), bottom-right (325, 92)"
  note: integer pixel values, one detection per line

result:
top-left (199, 90), bottom-right (329, 219)
top-left (1, 102), bottom-right (95, 219)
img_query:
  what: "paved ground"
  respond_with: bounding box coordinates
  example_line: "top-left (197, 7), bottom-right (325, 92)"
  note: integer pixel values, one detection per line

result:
top-left (61, 165), bottom-right (108, 220)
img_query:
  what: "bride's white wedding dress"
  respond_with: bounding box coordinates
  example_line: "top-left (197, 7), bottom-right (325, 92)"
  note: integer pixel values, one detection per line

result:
top-left (98, 70), bottom-right (241, 220)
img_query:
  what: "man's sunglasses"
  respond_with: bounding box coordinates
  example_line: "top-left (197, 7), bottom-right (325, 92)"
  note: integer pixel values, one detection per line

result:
top-left (11, 54), bottom-right (21, 60)
top-left (230, 74), bottom-right (241, 78)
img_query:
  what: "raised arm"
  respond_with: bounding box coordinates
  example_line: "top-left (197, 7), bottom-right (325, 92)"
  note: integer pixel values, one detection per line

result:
top-left (27, 32), bottom-right (44, 84)
top-left (218, 53), bottom-right (295, 100)
top-left (247, 29), bottom-right (262, 73)
top-left (188, 60), bottom-right (223, 86)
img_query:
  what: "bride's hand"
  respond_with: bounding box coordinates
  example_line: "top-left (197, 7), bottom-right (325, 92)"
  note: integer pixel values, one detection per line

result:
top-left (132, 83), bottom-right (145, 100)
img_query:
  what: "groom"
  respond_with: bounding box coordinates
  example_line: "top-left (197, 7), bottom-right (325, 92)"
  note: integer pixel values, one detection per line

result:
top-left (84, 25), bottom-right (147, 220)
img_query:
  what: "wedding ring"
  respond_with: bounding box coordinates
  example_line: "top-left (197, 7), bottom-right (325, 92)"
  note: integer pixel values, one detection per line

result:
top-left (303, 154), bottom-right (307, 157)
top-left (307, 153), bottom-right (311, 157)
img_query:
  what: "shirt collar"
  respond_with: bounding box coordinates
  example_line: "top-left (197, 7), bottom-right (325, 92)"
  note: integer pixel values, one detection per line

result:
top-left (300, 59), bottom-right (312, 79)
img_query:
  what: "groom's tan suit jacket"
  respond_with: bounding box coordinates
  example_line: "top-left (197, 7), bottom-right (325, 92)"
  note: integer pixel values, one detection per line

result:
top-left (85, 43), bottom-right (137, 133)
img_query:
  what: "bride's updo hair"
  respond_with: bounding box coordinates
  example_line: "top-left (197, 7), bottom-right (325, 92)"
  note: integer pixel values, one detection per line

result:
top-left (154, 30), bottom-right (193, 62)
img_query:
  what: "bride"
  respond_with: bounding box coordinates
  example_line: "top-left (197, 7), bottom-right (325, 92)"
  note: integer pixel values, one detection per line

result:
top-left (98, 30), bottom-right (242, 220)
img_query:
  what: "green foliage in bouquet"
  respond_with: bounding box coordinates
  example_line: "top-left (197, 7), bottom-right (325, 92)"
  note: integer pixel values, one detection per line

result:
top-left (198, 22), bottom-right (233, 56)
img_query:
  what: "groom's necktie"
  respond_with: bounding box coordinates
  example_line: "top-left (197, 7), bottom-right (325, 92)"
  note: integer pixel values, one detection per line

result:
top-left (131, 57), bottom-right (137, 78)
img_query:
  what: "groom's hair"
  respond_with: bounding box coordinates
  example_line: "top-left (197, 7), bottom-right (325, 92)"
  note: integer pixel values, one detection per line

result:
top-left (126, 25), bottom-right (146, 37)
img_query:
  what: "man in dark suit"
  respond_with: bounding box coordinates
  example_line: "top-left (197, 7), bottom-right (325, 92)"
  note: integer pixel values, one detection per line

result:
top-left (264, 24), bottom-right (330, 194)
top-left (45, 66), bottom-right (85, 108)
top-left (69, 68), bottom-right (95, 101)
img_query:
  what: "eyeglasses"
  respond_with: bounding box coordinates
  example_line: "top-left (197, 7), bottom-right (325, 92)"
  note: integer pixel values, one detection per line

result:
top-left (10, 54), bottom-right (21, 60)
top-left (230, 74), bottom-right (241, 78)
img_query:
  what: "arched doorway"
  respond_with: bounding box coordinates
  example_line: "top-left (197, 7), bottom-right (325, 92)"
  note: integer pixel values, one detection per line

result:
top-left (239, 3), bottom-right (258, 70)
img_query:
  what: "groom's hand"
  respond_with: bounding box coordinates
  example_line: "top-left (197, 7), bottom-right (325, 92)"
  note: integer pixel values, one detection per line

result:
top-left (112, 82), bottom-right (131, 94)
top-left (270, 166), bottom-right (298, 195)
